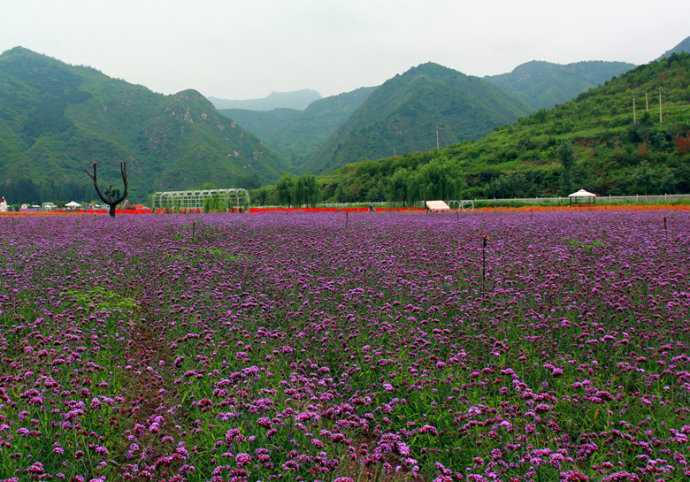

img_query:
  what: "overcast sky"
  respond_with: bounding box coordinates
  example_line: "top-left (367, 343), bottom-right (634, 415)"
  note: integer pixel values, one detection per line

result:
top-left (2, 0), bottom-right (689, 99)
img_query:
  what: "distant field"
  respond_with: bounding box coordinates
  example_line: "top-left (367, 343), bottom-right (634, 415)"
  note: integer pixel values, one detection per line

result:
top-left (0, 212), bottom-right (688, 480)
top-left (1, 200), bottom-right (689, 218)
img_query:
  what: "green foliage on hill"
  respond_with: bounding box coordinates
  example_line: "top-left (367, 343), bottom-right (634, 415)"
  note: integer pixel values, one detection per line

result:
top-left (0, 47), bottom-right (285, 203)
top-left (310, 54), bottom-right (690, 202)
top-left (303, 63), bottom-right (532, 173)
top-left (219, 86), bottom-right (376, 170)
top-left (486, 60), bottom-right (635, 110)
top-left (208, 89), bottom-right (321, 111)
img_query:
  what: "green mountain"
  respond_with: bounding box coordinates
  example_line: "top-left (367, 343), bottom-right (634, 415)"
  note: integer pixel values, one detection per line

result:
top-left (208, 89), bottom-right (321, 111)
top-left (304, 62), bottom-right (531, 173)
top-left (219, 86), bottom-right (376, 169)
top-left (313, 54), bottom-right (690, 202)
top-left (486, 60), bottom-right (636, 111)
top-left (0, 47), bottom-right (284, 203)
top-left (221, 61), bottom-right (633, 175)
top-left (659, 36), bottom-right (690, 59)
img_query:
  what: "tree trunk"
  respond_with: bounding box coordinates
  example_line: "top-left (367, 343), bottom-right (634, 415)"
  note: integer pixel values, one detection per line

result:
top-left (109, 205), bottom-right (116, 217)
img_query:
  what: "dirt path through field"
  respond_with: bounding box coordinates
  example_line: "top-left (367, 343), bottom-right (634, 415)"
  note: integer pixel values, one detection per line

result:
top-left (110, 291), bottom-right (187, 475)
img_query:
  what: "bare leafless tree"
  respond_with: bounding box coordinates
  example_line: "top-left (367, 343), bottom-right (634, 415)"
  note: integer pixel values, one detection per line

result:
top-left (85, 161), bottom-right (128, 217)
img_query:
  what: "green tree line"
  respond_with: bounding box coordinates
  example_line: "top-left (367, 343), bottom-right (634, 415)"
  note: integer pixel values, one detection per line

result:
top-left (251, 175), bottom-right (321, 207)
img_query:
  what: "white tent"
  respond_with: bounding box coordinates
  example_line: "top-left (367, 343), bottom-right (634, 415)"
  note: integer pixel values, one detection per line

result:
top-left (568, 189), bottom-right (596, 198)
top-left (65, 201), bottom-right (81, 209)
top-left (426, 200), bottom-right (450, 211)
top-left (568, 189), bottom-right (596, 204)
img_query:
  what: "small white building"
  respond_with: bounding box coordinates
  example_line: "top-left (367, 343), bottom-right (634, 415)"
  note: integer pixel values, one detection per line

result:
top-left (41, 202), bottom-right (57, 211)
top-left (0, 196), bottom-right (7, 212)
top-left (65, 201), bottom-right (81, 210)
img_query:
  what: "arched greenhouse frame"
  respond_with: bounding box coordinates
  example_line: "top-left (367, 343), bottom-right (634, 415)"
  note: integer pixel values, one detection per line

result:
top-left (151, 188), bottom-right (251, 211)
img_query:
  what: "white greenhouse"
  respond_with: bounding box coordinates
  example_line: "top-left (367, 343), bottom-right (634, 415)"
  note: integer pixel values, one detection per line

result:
top-left (151, 188), bottom-right (251, 211)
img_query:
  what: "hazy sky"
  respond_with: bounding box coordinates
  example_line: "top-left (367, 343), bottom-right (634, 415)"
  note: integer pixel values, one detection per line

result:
top-left (2, 0), bottom-right (689, 99)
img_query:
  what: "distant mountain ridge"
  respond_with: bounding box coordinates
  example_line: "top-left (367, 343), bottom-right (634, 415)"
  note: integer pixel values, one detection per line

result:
top-left (304, 62), bottom-right (531, 173)
top-left (486, 60), bottom-right (636, 110)
top-left (219, 86), bottom-right (376, 169)
top-left (2, 37), bottom-right (686, 203)
top-left (0, 46), bottom-right (284, 202)
top-left (216, 60), bottom-right (634, 175)
top-left (208, 89), bottom-right (321, 111)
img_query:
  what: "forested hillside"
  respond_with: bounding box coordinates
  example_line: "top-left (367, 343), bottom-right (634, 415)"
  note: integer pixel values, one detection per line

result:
top-left (299, 54), bottom-right (690, 203)
top-left (0, 47), bottom-right (284, 202)
top-left (304, 63), bottom-right (531, 173)
top-left (218, 60), bottom-right (633, 176)
top-left (219, 86), bottom-right (376, 169)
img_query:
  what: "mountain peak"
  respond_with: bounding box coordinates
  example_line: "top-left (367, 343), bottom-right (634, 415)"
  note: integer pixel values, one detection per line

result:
top-left (174, 88), bottom-right (208, 101)
top-left (659, 35), bottom-right (690, 59)
top-left (171, 89), bottom-right (217, 112)
top-left (511, 60), bottom-right (553, 73)
top-left (415, 61), bottom-right (445, 69)
top-left (406, 62), bottom-right (459, 75)
top-left (1, 46), bottom-right (43, 58)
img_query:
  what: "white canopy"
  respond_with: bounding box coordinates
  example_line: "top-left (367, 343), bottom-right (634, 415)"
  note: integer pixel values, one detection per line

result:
top-left (65, 201), bottom-right (81, 208)
top-left (568, 189), bottom-right (596, 198)
top-left (426, 200), bottom-right (450, 211)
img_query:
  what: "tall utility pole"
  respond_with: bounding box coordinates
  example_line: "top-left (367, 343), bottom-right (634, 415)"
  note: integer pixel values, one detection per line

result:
top-left (645, 92), bottom-right (649, 112)
top-left (659, 88), bottom-right (663, 125)
top-left (633, 97), bottom-right (637, 125)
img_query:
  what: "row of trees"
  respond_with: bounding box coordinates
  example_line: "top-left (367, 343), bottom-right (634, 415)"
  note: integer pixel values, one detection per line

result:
top-left (312, 132), bottom-right (690, 203)
top-left (0, 178), bottom-right (92, 204)
top-left (250, 159), bottom-right (467, 207)
top-left (252, 175), bottom-right (321, 207)
top-left (321, 155), bottom-right (473, 204)
top-left (384, 157), bottom-right (465, 203)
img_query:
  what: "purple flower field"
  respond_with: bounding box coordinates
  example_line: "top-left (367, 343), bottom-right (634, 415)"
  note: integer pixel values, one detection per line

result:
top-left (0, 211), bottom-right (688, 481)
